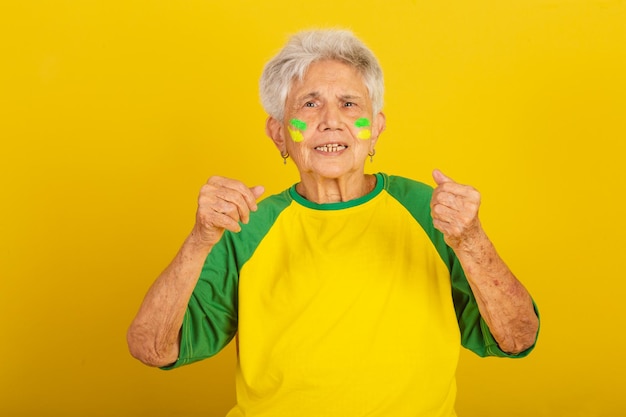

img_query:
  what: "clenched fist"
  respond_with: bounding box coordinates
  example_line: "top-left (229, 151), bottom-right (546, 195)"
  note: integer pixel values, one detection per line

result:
top-left (430, 169), bottom-right (483, 251)
top-left (193, 176), bottom-right (265, 247)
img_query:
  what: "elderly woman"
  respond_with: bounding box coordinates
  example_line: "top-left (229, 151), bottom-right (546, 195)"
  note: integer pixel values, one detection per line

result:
top-left (128, 29), bottom-right (539, 417)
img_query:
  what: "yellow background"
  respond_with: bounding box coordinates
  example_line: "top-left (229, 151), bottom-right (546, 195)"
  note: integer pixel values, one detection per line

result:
top-left (1, 1), bottom-right (625, 416)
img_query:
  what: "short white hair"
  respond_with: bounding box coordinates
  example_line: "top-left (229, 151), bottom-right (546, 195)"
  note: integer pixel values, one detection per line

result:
top-left (259, 29), bottom-right (384, 121)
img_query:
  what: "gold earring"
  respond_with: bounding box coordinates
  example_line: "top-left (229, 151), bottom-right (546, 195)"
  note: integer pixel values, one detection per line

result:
top-left (368, 149), bottom-right (376, 163)
top-left (281, 151), bottom-right (289, 165)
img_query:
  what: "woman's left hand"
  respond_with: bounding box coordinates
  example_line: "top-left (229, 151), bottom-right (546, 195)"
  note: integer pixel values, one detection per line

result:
top-left (430, 169), bottom-right (539, 354)
top-left (430, 169), bottom-right (483, 251)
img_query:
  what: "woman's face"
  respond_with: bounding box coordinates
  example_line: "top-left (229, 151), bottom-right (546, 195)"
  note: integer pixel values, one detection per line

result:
top-left (268, 59), bottom-right (385, 182)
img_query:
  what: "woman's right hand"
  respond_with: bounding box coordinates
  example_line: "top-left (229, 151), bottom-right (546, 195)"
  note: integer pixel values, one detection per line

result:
top-left (127, 176), bottom-right (264, 367)
top-left (191, 176), bottom-right (265, 248)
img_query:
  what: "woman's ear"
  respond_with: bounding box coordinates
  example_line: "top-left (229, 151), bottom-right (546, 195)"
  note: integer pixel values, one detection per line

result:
top-left (370, 112), bottom-right (386, 149)
top-left (266, 117), bottom-right (286, 152)
top-left (373, 112), bottom-right (386, 138)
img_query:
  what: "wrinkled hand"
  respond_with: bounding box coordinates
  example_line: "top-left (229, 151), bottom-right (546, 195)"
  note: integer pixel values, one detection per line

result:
top-left (430, 169), bottom-right (483, 250)
top-left (193, 176), bottom-right (265, 247)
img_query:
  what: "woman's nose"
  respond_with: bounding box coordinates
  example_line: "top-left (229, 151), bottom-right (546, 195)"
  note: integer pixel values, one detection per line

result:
top-left (318, 105), bottom-right (343, 131)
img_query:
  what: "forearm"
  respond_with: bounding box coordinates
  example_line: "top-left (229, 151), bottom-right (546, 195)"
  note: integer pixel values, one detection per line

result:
top-left (454, 228), bottom-right (539, 354)
top-left (127, 230), bottom-right (213, 367)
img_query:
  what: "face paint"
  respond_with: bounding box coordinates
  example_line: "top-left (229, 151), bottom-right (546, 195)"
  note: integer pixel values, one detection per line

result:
top-left (357, 129), bottom-right (372, 140)
top-left (355, 118), bottom-right (371, 128)
top-left (290, 118), bottom-right (307, 130)
top-left (355, 118), bottom-right (372, 140)
top-left (288, 118), bottom-right (306, 142)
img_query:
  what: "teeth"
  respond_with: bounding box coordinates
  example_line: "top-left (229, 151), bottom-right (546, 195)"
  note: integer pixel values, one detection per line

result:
top-left (315, 144), bottom-right (346, 152)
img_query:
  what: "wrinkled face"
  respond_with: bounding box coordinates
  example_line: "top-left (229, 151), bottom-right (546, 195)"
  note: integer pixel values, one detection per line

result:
top-left (272, 59), bottom-right (385, 180)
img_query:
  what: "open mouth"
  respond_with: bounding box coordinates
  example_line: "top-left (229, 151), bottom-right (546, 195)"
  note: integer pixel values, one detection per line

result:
top-left (315, 143), bottom-right (347, 153)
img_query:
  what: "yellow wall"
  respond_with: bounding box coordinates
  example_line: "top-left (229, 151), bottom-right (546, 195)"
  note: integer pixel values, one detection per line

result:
top-left (1, 1), bottom-right (625, 415)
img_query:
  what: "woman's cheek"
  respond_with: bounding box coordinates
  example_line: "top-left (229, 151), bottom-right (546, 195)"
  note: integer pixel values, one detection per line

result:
top-left (288, 118), bottom-right (307, 142)
top-left (354, 117), bottom-right (372, 140)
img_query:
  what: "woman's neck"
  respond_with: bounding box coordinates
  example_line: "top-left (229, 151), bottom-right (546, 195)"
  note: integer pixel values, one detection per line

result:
top-left (295, 173), bottom-right (376, 204)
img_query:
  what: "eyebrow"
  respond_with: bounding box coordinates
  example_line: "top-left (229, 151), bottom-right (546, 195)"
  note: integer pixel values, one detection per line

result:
top-left (340, 94), bottom-right (363, 101)
top-left (297, 92), bottom-right (321, 102)
top-left (296, 92), bottom-right (363, 102)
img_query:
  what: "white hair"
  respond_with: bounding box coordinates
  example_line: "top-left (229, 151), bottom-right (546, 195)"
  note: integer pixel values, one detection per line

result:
top-left (259, 29), bottom-right (384, 121)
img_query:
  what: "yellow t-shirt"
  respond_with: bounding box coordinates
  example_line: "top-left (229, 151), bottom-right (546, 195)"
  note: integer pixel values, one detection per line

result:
top-left (168, 173), bottom-right (536, 417)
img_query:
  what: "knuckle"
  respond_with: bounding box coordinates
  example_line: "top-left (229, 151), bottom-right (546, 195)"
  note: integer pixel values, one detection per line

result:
top-left (207, 175), bottom-right (225, 184)
top-left (223, 205), bottom-right (238, 217)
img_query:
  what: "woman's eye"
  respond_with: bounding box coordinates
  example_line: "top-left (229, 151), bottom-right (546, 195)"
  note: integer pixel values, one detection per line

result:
top-left (344, 102), bottom-right (355, 107)
top-left (304, 102), bottom-right (315, 107)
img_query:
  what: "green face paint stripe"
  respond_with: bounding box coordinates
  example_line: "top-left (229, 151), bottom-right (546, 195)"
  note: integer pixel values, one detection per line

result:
top-left (354, 118), bottom-right (371, 128)
top-left (289, 118), bottom-right (307, 131)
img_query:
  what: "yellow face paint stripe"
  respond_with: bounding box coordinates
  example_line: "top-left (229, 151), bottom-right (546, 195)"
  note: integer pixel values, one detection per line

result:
top-left (288, 126), bottom-right (304, 142)
top-left (357, 129), bottom-right (372, 140)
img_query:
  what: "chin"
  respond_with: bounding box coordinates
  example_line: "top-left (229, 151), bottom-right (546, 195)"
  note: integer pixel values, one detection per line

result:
top-left (308, 163), bottom-right (363, 179)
